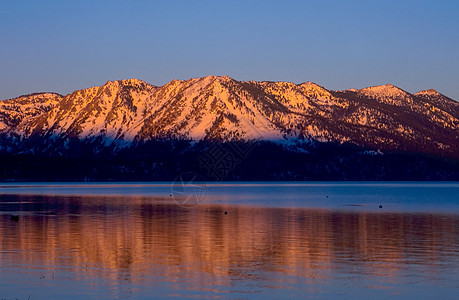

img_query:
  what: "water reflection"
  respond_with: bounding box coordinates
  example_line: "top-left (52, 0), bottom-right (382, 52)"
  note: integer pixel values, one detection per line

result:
top-left (0, 193), bottom-right (459, 299)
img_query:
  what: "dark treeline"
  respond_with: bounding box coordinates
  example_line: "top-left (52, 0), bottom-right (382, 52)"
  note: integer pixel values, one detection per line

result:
top-left (0, 140), bottom-right (457, 181)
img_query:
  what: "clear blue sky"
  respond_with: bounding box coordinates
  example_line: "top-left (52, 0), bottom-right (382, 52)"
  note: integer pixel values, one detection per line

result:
top-left (1, 0), bottom-right (458, 100)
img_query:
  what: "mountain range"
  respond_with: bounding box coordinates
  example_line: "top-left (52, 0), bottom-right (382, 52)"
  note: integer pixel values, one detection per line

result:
top-left (1, 76), bottom-right (458, 181)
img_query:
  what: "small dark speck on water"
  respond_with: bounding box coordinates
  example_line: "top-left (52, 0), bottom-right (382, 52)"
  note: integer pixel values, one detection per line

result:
top-left (10, 215), bottom-right (19, 222)
top-left (224, 211), bottom-right (228, 215)
top-left (379, 205), bottom-right (383, 208)
top-left (170, 194), bottom-right (172, 197)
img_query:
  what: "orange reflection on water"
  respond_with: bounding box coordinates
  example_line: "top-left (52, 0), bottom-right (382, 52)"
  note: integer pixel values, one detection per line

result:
top-left (0, 194), bottom-right (458, 296)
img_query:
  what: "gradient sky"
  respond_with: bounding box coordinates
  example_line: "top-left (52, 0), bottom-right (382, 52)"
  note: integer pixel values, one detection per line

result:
top-left (1, 0), bottom-right (458, 100)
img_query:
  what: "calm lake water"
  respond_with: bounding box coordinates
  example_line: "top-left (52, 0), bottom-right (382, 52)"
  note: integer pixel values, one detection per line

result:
top-left (0, 182), bottom-right (458, 299)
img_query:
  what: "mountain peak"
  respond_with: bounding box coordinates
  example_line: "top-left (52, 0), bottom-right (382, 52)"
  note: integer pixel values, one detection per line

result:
top-left (359, 84), bottom-right (411, 99)
top-left (299, 81), bottom-right (324, 88)
top-left (361, 83), bottom-right (402, 92)
top-left (201, 75), bottom-right (234, 83)
top-left (298, 81), bottom-right (332, 99)
top-left (102, 78), bottom-right (152, 88)
top-left (119, 78), bottom-right (150, 85)
top-left (415, 89), bottom-right (441, 97)
top-left (1, 92), bottom-right (63, 102)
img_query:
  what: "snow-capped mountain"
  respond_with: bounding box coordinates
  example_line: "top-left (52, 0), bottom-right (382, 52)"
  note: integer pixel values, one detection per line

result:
top-left (1, 76), bottom-right (458, 158)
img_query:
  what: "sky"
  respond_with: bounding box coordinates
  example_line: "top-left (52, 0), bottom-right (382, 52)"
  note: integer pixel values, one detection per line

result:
top-left (1, 0), bottom-right (458, 100)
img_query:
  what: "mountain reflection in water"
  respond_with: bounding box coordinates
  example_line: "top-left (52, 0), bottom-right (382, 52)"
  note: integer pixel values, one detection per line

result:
top-left (0, 191), bottom-right (459, 299)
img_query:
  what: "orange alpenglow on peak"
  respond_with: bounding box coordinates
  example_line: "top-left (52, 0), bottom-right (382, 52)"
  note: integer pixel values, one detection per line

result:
top-left (415, 89), bottom-right (441, 96)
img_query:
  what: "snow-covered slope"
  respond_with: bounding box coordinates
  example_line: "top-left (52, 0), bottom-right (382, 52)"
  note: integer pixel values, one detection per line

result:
top-left (0, 92), bottom-right (62, 131)
top-left (1, 76), bottom-right (458, 157)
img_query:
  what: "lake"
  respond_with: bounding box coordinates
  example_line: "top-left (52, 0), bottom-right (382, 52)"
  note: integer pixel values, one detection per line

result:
top-left (0, 182), bottom-right (458, 299)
